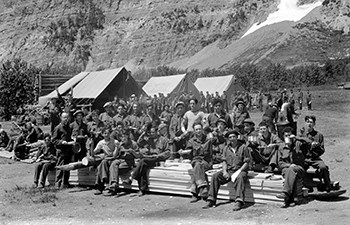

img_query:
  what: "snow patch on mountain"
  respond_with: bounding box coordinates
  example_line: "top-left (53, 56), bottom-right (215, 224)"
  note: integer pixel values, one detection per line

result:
top-left (242, 0), bottom-right (322, 38)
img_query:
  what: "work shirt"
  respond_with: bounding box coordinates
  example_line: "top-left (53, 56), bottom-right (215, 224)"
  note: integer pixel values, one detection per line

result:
top-left (186, 133), bottom-right (211, 163)
top-left (94, 138), bottom-right (120, 157)
top-left (278, 142), bottom-right (306, 169)
top-left (222, 142), bottom-right (251, 172)
top-left (207, 112), bottom-right (233, 129)
top-left (169, 113), bottom-right (183, 138)
top-left (299, 129), bottom-right (325, 159)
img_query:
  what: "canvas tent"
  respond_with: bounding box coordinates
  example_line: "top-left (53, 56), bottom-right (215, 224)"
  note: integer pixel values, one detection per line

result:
top-left (38, 72), bottom-right (89, 106)
top-left (142, 74), bottom-right (200, 100)
top-left (72, 67), bottom-right (142, 109)
top-left (194, 75), bottom-right (244, 98)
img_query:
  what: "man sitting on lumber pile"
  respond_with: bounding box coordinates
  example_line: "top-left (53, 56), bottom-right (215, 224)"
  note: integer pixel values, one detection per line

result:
top-left (179, 122), bottom-right (212, 203)
top-left (277, 127), bottom-right (307, 208)
top-left (131, 123), bottom-right (171, 196)
top-left (93, 127), bottom-right (121, 195)
top-left (203, 130), bottom-right (251, 211)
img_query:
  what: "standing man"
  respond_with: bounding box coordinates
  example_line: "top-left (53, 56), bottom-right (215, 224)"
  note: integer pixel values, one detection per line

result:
top-left (203, 130), bottom-right (251, 211)
top-left (169, 101), bottom-right (186, 159)
top-left (99, 102), bottom-right (115, 127)
top-left (182, 98), bottom-right (205, 138)
top-left (70, 110), bottom-right (89, 161)
top-left (207, 99), bottom-right (233, 130)
top-left (52, 112), bottom-right (75, 189)
top-left (297, 89), bottom-right (304, 110)
top-left (306, 90), bottom-right (312, 110)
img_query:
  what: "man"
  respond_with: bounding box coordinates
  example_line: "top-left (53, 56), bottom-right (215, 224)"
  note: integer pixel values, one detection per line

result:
top-left (169, 101), bottom-right (186, 159)
top-left (132, 123), bottom-right (171, 196)
top-left (93, 127), bottom-right (120, 195)
top-left (297, 89), bottom-right (303, 110)
top-left (124, 103), bottom-right (142, 140)
top-left (108, 130), bottom-right (139, 194)
top-left (33, 133), bottom-right (57, 188)
top-left (250, 121), bottom-right (282, 173)
top-left (203, 130), bottom-right (251, 211)
top-left (140, 104), bottom-right (160, 129)
top-left (207, 99), bottom-right (232, 130)
top-left (52, 112), bottom-right (75, 189)
top-left (99, 102), bottom-right (115, 127)
top-left (180, 123), bottom-right (212, 202)
top-left (262, 103), bottom-right (279, 134)
top-left (241, 118), bottom-right (258, 141)
top-left (113, 104), bottom-right (127, 126)
top-left (299, 115), bottom-right (331, 192)
top-left (182, 98), bottom-right (205, 136)
top-left (306, 90), bottom-right (312, 110)
top-left (87, 110), bottom-right (105, 155)
top-left (159, 104), bottom-right (173, 125)
top-left (277, 127), bottom-right (306, 207)
top-left (70, 110), bottom-right (89, 161)
top-left (211, 118), bottom-right (228, 164)
top-left (231, 100), bottom-right (250, 132)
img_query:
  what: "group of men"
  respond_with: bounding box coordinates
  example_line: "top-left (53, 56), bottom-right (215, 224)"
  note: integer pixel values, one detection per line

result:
top-left (29, 88), bottom-right (330, 212)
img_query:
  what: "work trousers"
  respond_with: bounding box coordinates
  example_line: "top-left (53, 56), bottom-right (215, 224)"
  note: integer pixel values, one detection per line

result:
top-left (281, 165), bottom-right (305, 198)
top-left (190, 160), bottom-right (210, 196)
top-left (251, 147), bottom-right (278, 167)
top-left (34, 161), bottom-right (55, 186)
top-left (55, 150), bottom-right (73, 187)
top-left (132, 157), bottom-right (159, 192)
top-left (95, 159), bottom-right (131, 188)
top-left (306, 159), bottom-right (331, 189)
top-left (208, 170), bottom-right (247, 204)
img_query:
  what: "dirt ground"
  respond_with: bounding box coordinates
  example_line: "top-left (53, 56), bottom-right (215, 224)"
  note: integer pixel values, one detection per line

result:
top-left (0, 88), bottom-right (350, 225)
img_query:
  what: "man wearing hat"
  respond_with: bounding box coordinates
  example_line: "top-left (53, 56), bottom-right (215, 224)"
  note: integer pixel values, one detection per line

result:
top-left (169, 101), bottom-right (186, 159)
top-left (99, 102), bottom-right (115, 127)
top-left (70, 109), bottom-right (89, 161)
top-left (211, 118), bottom-right (228, 164)
top-left (132, 123), bottom-right (171, 196)
top-left (231, 99), bottom-right (250, 131)
top-left (207, 98), bottom-right (233, 130)
top-left (203, 130), bottom-right (251, 211)
top-left (160, 104), bottom-right (173, 125)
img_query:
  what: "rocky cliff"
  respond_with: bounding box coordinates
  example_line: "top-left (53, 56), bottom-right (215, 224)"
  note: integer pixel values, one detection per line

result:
top-left (0, 0), bottom-right (349, 73)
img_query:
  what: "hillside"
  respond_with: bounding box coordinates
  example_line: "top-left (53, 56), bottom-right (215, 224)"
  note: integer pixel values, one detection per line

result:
top-left (0, 0), bottom-right (349, 73)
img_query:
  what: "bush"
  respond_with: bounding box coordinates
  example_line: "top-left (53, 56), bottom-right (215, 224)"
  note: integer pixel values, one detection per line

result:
top-left (0, 58), bottom-right (40, 119)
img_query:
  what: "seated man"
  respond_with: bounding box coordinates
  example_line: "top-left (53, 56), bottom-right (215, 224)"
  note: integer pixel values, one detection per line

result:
top-left (132, 123), bottom-right (171, 196)
top-left (180, 122), bottom-right (212, 203)
top-left (33, 133), bottom-right (57, 188)
top-left (299, 115), bottom-right (331, 192)
top-left (203, 130), bottom-right (251, 211)
top-left (13, 128), bottom-right (29, 160)
top-left (108, 130), bottom-right (139, 195)
top-left (93, 127), bottom-right (120, 195)
top-left (250, 121), bottom-right (282, 173)
top-left (211, 118), bottom-right (228, 164)
top-left (277, 127), bottom-right (307, 207)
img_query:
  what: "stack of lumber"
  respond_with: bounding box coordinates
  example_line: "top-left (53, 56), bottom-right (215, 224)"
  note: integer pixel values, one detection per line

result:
top-left (47, 162), bottom-right (284, 204)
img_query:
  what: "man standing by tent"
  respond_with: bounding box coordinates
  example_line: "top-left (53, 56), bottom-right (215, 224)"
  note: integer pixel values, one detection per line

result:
top-left (53, 112), bottom-right (75, 189)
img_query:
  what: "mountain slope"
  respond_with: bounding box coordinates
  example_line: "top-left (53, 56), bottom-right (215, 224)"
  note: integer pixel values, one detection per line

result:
top-left (0, 0), bottom-right (349, 73)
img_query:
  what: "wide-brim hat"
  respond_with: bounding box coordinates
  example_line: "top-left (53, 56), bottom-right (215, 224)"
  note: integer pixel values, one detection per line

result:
top-left (73, 110), bottom-right (84, 117)
top-left (175, 101), bottom-right (185, 108)
top-left (215, 118), bottom-right (227, 126)
top-left (225, 129), bottom-right (240, 138)
top-left (103, 101), bottom-right (112, 108)
top-left (235, 100), bottom-right (246, 106)
top-left (243, 118), bottom-right (255, 126)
